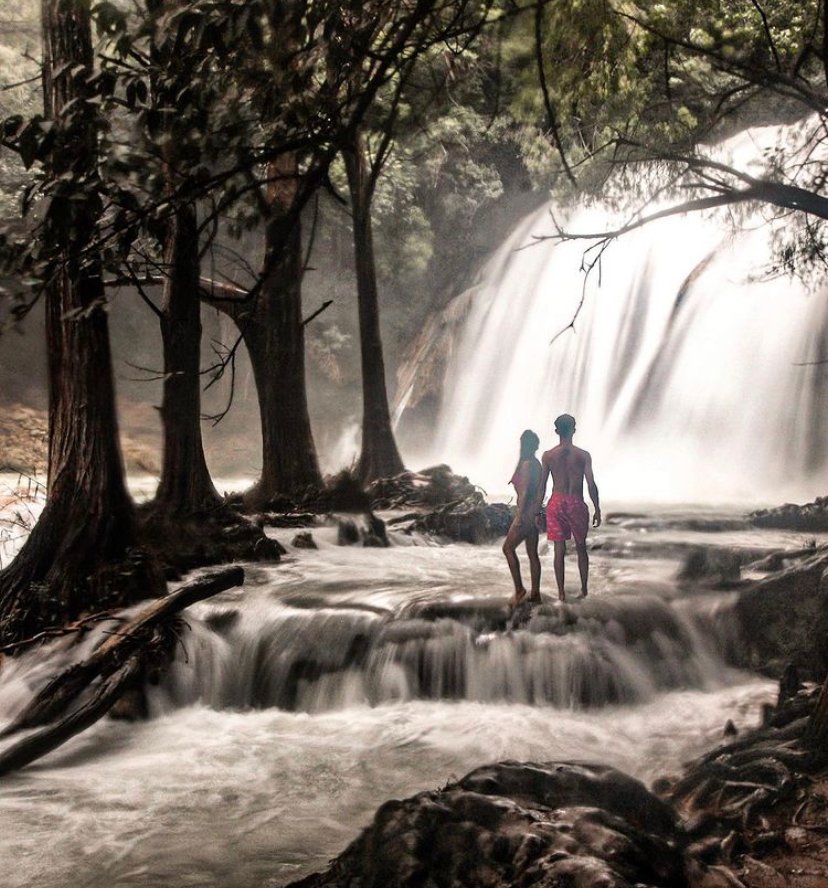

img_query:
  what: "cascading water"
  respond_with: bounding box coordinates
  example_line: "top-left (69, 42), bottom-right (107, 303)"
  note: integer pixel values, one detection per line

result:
top-left (420, 124), bottom-right (828, 503)
top-left (0, 521), bottom-right (785, 888)
top-left (154, 591), bottom-right (743, 714)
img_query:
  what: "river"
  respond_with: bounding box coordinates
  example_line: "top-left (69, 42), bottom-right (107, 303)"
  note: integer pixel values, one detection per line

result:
top-left (0, 509), bottom-right (817, 888)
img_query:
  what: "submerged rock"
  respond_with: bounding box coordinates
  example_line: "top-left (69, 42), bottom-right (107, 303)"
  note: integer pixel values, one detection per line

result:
top-left (292, 531), bottom-right (318, 549)
top-left (289, 761), bottom-right (692, 888)
top-left (335, 512), bottom-right (389, 547)
top-left (678, 547), bottom-right (742, 587)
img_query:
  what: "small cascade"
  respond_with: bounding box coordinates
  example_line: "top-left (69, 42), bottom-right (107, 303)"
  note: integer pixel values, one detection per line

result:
top-left (148, 591), bottom-right (747, 714)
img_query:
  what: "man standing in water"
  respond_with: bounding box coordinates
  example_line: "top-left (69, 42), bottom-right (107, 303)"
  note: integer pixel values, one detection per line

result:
top-left (539, 414), bottom-right (601, 600)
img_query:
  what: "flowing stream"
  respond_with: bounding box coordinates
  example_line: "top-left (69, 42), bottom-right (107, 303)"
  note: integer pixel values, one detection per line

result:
top-left (0, 515), bottom-right (812, 888)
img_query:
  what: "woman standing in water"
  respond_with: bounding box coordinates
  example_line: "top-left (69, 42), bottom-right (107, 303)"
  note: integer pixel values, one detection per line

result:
top-left (503, 429), bottom-right (543, 608)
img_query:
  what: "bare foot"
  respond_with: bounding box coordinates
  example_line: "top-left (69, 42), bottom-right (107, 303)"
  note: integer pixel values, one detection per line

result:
top-left (558, 591), bottom-right (565, 602)
top-left (510, 587), bottom-right (527, 610)
top-left (528, 593), bottom-right (542, 604)
top-left (581, 589), bottom-right (588, 599)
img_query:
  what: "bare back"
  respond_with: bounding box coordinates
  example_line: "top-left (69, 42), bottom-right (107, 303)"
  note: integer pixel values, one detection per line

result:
top-left (543, 444), bottom-right (590, 498)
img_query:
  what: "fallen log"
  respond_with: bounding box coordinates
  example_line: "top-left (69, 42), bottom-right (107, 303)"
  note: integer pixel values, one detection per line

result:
top-left (0, 566), bottom-right (244, 739)
top-left (0, 654), bottom-right (143, 777)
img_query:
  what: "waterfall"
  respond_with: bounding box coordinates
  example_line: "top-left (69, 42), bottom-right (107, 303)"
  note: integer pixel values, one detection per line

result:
top-left (143, 591), bottom-right (745, 715)
top-left (416, 124), bottom-right (828, 503)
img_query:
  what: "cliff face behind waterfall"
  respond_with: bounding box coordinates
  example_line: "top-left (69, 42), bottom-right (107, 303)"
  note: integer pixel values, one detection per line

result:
top-left (395, 122), bottom-right (828, 504)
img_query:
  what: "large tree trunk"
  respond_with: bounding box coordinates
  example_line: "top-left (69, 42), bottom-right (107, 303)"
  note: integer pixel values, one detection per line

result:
top-left (0, 0), bottom-right (163, 646)
top-left (146, 0), bottom-right (219, 515)
top-left (204, 155), bottom-right (321, 503)
top-left (343, 132), bottom-right (405, 483)
top-left (254, 161), bottom-right (322, 497)
top-left (153, 204), bottom-right (221, 513)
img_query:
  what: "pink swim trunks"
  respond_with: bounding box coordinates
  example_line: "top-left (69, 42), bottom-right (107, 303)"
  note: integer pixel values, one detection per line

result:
top-left (546, 493), bottom-right (590, 543)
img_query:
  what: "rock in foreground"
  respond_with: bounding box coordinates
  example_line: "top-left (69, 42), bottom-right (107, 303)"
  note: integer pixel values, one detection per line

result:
top-left (289, 761), bottom-right (694, 888)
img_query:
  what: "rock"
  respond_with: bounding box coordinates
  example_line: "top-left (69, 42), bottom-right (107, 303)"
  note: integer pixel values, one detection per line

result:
top-left (678, 547), bottom-right (741, 587)
top-left (734, 548), bottom-right (828, 678)
top-left (292, 531), bottom-right (318, 549)
top-left (335, 513), bottom-right (389, 547)
top-left (749, 497), bottom-right (828, 532)
top-left (367, 465), bottom-right (484, 511)
top-left (723, 719), bottom-right (738, 737)
top-left (783, 826), bottom-right (810, 851)
top-left (288, 761), bottom-right (688, 888)
top-left (739, 855), bottom-right (787, 888)
top-left (406, 500), bottom-right (514, 543)
top-left (336, 518), bottom-right (360, 546)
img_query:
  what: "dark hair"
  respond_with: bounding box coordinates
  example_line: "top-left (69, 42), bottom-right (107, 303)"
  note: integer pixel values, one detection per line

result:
top-left (520, 429), bottom-right (540, 459)
top-left (554, 414), bottom-right (576, 437)
top-left (511, 429), bottom-right (540, 484)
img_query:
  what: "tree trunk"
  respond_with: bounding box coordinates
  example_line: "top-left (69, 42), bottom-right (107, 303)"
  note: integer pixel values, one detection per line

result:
top-left (0, 0), bottom-right (163, 646)
top-left (153, 203), bottom-right (221, 513)
top-left (205, 155), bottom-right (322, 502)
top-left (145, 0), bottom-right (219, 514)
top-left (343, 132), bottom-right (405, 483)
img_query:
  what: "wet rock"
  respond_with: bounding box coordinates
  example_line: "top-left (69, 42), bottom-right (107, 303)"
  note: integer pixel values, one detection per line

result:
top-left (336, 518), bottom-right (360, 546)
top-left (723, 720), bottom-right (738, 737)
top-left (258, 513), bottom-right (317, 529)
top-left (678, 547), bottom-right (741, 587)
top-left (734, 548), bottom-right (828, 678)
top-left (367, 464), bottom-right (483, 510)
top-left (288, 761), bottom-right (689, 888)
top-left (404, 500), bottom-right (514, 543)
top-left (203, 608), bottom-right (240, 633)
top-left (335, 512), bottom-right (389, 547)
top-left (292, 531), bottom-right (318, 549)
top-left (749, 497), bottom-right (828, 532)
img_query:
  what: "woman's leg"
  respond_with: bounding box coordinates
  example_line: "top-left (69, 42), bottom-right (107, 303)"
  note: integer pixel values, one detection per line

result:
top-left (525, 528), bottom-right (541, 601)
top-left (503, 520), bottom-right (528, 607)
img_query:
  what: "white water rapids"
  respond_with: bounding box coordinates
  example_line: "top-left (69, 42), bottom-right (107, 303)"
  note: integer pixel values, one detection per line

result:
top-left (403, 123), bottom-right (828, 503)
top-left (0, 516), bottom-right (810, 888)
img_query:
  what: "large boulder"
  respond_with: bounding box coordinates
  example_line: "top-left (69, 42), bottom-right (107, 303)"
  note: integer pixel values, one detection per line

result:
top-left (289, 761), bottom-right (691, 888)
top-left (734, 547), bottom-right (828, 678)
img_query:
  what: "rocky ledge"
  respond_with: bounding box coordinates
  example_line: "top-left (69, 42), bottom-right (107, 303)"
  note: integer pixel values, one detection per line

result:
top-left (289, 760), bottom-right (697, 888)
top-left (289, 675), bottom-right (828, 888)
top-left (749, 497), bottom-right (828, 532)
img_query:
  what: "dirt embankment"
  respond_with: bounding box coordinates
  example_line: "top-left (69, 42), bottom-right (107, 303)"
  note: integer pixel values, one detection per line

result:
top-left (0, 402), bottom-right (159, 476)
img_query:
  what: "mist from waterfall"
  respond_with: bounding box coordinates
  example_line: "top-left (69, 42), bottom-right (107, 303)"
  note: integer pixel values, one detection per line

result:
top-left (430, 125), bottom-right (828, 504)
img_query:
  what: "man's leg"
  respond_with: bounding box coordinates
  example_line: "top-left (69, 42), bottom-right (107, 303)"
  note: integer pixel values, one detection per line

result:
top-left (553, 540), bottom-right (566, 601)
top-left (575, 541), bottom-right (589, 597)
top-left (526, 528), bottom-right (541, 602)
top-left (503, 522), bottom-right (527, 607)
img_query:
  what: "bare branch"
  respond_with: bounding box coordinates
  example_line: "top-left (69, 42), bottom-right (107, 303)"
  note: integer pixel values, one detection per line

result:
top-left (302, 299), bottom-right (333, 326)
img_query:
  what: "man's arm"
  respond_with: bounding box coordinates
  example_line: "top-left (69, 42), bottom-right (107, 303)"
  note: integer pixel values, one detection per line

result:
top-left (585, 453), bottom-right (601, 527)
top-left (538, 454), bottom-right (550, 510)
top-left (534, 454), bottom-right (550, 531)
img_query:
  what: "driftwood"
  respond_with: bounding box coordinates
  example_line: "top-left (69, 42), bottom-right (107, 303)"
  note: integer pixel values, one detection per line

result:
top-left (0, 567), bottom-right (243, 774)
top-left (0, 655), bottom-right (144, 777)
